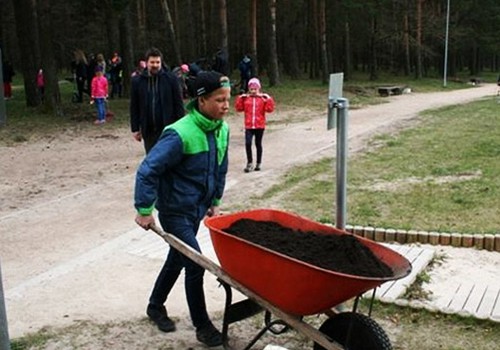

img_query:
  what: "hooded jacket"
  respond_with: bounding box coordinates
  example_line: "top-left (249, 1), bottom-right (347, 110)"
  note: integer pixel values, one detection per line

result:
top-left (235, 93), bottom-right (275, 129)
top-left (91, 75), bottom-right (108, 99)
top-left (130, 68), bottom-right (185, 137)
top-left (134, 101), bottom-right (229, 221)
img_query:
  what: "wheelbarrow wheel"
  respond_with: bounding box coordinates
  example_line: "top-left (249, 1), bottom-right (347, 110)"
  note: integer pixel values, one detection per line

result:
top-left (313, 312), bottom-right (392, 350)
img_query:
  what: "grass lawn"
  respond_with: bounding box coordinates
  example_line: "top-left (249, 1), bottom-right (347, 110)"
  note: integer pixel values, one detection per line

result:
top-left (251, 98), bottom-right (500, 234)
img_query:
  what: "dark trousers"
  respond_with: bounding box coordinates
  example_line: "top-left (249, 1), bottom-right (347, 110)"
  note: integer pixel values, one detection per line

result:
top-left (76, 77), bottom-right (86, 102)
top-left (148, 213), bottom-right (210, 329)
top-left (245, 128), bottom-right (265, 164)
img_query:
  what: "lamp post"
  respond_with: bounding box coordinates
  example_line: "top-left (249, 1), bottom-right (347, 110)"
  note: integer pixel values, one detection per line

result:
top-left (443, 0), bottom-right (451, 87)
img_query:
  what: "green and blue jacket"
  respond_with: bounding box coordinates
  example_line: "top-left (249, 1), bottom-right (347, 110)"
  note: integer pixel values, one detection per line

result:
top-left (134, 102), bottom-right (229, 220)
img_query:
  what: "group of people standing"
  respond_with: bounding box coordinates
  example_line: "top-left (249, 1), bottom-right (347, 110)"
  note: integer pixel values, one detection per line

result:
top-left (71, 49), bottom-right (123, 104)
top-left (130, 47), bottom-right (274, 348)
top-left (71, 49), bottom-right (124, 125)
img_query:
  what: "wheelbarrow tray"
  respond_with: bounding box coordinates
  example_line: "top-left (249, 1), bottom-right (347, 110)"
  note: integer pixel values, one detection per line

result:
top-left (205, 209), bottom-right (412, 316)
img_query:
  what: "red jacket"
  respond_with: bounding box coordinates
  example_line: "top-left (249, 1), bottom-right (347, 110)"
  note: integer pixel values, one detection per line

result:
top-left (235, 93), bottom-right (275, 129)
top-left (91, 75), bottom-right (108, 99)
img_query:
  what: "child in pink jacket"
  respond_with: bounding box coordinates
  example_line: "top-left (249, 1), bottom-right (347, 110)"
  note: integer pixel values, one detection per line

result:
top-left (235, 77), bottom-right (275, 172)
top-left (90, 66), bottom-right (109, 125)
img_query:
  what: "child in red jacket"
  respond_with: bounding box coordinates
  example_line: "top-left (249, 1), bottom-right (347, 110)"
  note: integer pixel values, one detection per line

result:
top-left (235, 77), bottom-right (275, 172)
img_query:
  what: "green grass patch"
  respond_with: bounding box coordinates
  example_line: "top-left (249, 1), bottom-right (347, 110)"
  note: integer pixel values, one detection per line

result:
top-left (371, 302), bottom-right (500, 350)
top-left (251, 98), bottom-right (500, 234)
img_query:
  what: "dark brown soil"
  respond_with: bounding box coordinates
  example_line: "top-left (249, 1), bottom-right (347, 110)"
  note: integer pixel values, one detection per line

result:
top-left (224, 219), bottom-right (394, 278)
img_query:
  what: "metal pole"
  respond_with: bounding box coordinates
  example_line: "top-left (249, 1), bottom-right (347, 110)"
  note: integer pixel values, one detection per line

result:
top-left (443, 0), bottom-right (451, 87)
top-left (0, 260), bottom-right (11, 350)
top-left (335, 98), bottom-right (349, 230)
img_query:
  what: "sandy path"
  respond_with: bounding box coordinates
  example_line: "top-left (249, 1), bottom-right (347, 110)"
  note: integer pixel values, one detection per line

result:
top-left (0, 83), bottom-right (497, 339)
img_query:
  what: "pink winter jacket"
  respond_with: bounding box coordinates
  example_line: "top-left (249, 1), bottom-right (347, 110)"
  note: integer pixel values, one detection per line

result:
top-left (91, 75), bottom-right (108, 99)
top-left (235, 93), bottom-right (275, 129)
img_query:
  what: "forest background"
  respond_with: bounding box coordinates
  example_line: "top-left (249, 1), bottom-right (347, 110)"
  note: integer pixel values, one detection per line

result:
top-left (1, 0), bottom-right (500, 113)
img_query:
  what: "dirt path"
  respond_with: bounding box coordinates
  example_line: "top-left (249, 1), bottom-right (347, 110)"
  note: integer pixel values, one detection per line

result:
top-left (0, 84), bottom-right (496, 343)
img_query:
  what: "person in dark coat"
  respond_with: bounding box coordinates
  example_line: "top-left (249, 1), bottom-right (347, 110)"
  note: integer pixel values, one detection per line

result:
top-left (71, 49), bottom-right (88, 103)
top-left (130, 47), bottom-right (185, 153)
top-left (212, 48), bottom-right (229, 76)
top-left (86, 53), bottom-right (97, 94)
top-left (238, 54), bottom-right (253, 94)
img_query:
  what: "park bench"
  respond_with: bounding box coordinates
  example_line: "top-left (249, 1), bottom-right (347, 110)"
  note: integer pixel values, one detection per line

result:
top-left (377, 85), bottom-right (407, 97)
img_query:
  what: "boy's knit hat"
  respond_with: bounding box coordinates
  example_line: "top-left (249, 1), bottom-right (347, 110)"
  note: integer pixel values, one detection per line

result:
top-left (193, 71), bottom-right (230, 96)
top-left (248, 77), bottom-right (261, 89)
top-left (95, 65), bottom-right (104, 73)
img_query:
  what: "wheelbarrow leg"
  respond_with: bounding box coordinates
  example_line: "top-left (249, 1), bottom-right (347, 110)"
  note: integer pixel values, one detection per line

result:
top-left (219, 280), bottom-right (264, 349)
top-left (242, 318), bottom-right (289, 350)
top-left (219, 281), bottom-right (293, 350)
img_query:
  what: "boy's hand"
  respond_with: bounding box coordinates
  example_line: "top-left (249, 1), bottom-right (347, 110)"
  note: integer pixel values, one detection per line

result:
top-left (135, 214), bottom-right (155, 230)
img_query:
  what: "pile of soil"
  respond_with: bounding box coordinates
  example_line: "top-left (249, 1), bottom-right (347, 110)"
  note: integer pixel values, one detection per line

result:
top-left (224, 219), bottom-right (394, 278)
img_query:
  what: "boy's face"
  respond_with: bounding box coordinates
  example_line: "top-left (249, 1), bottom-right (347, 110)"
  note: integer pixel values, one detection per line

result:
top-left (147, 56), bottom-right (162, 75)
top-left (199, 87), bottom-right (231, 120)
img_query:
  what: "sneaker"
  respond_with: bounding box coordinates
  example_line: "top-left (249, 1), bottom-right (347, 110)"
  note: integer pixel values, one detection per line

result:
top-left (244, 163), bottom-right (253, 173)
top-left (254, 163), bottom-right (261, 171)
top-left (146, 304), bottom-right (176, 333)
top-left (196, 322), bottom-right (223, 347)
top-left (93, 119), bottom-right (105, 125)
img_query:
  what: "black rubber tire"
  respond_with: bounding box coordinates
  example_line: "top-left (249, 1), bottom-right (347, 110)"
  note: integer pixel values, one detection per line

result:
top-left (313, 312), bottom-right (392, 350)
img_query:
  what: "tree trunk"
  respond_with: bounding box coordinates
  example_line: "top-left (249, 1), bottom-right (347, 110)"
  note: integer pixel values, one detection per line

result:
top-left (105, 1), bottom-right (120, 57)
top-left (369, 13), bottom-right (378, 80)
top-left (186, 0), bottom-right (195, 61)
top-left (218, 0), bottom-right (229, 52)
top-left (403, 2), bottom-right (411, 76)
top-left (267, 0), bottom-right (280, 86)
top-left (173, 0), bottom-right (180, 56)
top-left (344, 16), bottom-right (351, 81)
top-left (250, 0), bottom-right (258, 76)
top-left (200, 0), bottom-right (208, 58)
top-left (319, 0), bottom-right (328, 84)
top-left (37, 0), bottom-right (62, 114)
top-left (309, 0), bottom-right (320, 79)
top-left (415, 0), bottom-right (424, 79)
top-left (160, 0), bottom-right (182, 65)
top-left (119, 3), bottom-right (134, 97)
top-left (12, 0), bottom-right (39, 107)
top-left (136, 0), bottom-right (147, 53)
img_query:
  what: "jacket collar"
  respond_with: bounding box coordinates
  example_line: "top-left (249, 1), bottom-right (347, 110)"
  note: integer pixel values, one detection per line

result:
top-left (186, 100), bottom-right (223, 132)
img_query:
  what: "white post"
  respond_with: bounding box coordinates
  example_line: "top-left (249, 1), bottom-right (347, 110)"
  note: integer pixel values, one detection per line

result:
top-left (0, 260), bottom-right (10, 350)
top-left (335, 98), bottom-right (349, 230)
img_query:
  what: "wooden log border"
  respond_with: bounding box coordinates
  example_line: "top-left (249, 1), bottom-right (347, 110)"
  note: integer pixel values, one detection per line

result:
top-left (345, 224), bottom-right (500, 252)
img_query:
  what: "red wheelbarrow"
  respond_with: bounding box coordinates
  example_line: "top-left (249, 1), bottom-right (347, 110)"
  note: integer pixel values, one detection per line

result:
top-left (151, 209), bottom-right (412, 349)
